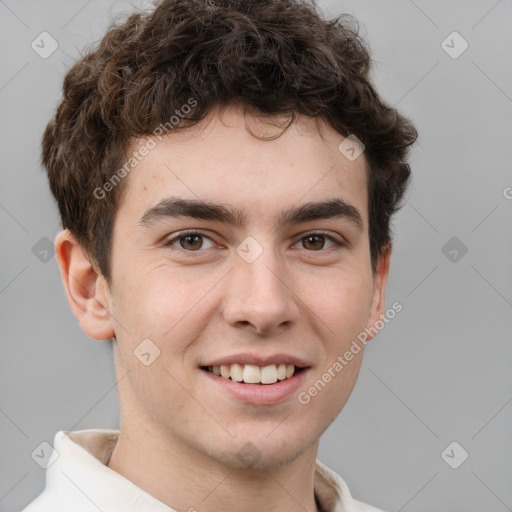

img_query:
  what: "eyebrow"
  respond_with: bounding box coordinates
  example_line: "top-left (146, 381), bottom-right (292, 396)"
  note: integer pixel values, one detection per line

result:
top-left (137, 197), bottom-right (364, 231)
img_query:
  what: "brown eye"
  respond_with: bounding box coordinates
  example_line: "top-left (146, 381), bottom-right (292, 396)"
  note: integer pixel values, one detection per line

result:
top-left (164, 232), bottom-right (215, 251)
top-left (299, 233), bottom-right (342, 251)
top-left (180, 234), bottom-right (203, 250)
top-left (302, 235), bottom-right (325, 250)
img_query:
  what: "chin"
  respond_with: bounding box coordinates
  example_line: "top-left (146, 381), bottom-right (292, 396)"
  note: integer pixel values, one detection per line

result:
top-left (210, 430), bottom-right (317, 471)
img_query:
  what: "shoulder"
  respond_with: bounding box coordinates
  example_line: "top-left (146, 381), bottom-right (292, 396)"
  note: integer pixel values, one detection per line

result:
top-left (315, 459), bottom-right (388, 512)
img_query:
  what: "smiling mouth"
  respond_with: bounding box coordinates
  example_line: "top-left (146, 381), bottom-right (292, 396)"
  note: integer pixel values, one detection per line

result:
top-left (200, 364), bottom-right (306, 385)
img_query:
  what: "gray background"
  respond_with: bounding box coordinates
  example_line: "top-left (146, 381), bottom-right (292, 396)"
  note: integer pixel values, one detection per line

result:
top-left (1, 0), bottom-right (511, 511)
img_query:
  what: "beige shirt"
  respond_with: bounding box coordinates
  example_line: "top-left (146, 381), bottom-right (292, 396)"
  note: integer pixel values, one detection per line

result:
top-left (21, 429), bottom-right (386, 512)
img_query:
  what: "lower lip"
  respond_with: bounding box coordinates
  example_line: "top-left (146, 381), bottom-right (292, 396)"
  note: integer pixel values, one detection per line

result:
top-left (199, 367), bottom-right (309, 405)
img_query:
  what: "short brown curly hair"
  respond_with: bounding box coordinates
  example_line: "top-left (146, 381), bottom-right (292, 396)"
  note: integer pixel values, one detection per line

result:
top-left (42, 0), bottom-right (417, 283)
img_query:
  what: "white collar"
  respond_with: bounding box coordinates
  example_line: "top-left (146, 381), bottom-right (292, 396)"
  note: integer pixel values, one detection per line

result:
top-left (24, 429), bottom-right (383, 512)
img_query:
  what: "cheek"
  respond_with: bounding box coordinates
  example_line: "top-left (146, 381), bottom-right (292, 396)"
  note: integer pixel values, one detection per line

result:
top-left (305, 272), bottom-right (372, 419)
top-left (113, 261), bottom-right (186, 334)
top-left (302, 268), bottom-right (374, 345)
top-left (113, 265), bottom-right (219, 362)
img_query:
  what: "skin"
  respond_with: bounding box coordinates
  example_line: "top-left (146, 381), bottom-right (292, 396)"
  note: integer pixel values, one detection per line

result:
top-left (55, 104), bottom-right (391, 512)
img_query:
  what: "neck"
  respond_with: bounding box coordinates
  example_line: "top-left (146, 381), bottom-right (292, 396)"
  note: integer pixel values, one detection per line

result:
top-left (107, 417), bottom-right (321, 512)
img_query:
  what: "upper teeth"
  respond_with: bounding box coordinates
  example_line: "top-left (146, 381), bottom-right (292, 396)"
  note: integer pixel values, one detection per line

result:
top-left (208, 363), bottom-right (296, 384)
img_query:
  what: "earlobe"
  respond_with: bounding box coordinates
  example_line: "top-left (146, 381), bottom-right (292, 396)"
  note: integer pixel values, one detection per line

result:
top-left (365, 244), bottom-right (392, 341)
top-left (55, 229), bottom-right (115, 341)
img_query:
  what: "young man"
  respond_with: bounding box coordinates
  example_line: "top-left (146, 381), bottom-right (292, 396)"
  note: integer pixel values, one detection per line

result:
top-left (23, 0), bottom-right (417, 510)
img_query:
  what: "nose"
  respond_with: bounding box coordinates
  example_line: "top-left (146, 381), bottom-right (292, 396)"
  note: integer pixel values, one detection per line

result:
top-left (221, 243), bottom-right (300, 335)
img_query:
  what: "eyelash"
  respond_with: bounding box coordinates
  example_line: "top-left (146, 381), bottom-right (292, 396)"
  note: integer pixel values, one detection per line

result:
top-left (163, 230), bottom-right (346, 254)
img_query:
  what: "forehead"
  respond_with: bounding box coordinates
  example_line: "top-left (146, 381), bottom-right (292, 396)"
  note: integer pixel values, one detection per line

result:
top-left (116, 106), bottom-right (369, 230)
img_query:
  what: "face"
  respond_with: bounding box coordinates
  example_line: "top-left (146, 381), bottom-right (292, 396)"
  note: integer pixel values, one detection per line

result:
top-left (98, 105), bottom-right (389, 469)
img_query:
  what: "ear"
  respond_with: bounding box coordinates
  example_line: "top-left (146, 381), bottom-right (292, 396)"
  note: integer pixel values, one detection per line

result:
top-left (54, 229), bottom-right (115, 341)
top-left (365, 244), bottom-right (392, 341)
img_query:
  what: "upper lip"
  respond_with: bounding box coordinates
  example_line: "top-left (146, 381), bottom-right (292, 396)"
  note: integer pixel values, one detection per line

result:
top-left (201, 353), bottom-right (310, 369)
